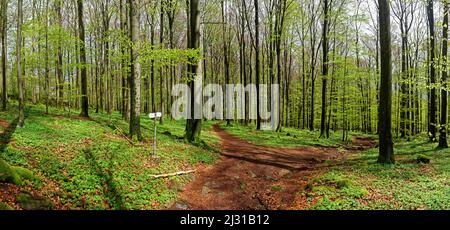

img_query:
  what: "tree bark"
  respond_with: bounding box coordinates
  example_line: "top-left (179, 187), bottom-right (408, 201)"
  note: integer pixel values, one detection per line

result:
top-left (55, 0), bottom-right (64, 107)
top-left (427, 0), bottom-right (437, 142)
top-left (378, 0), bottom-right (395, 164)
top-left (159, 0), bottom-right (165, 124)
top-left (1, 0), bottom-right (7, 111)
top-left (128, 0), bottom-right (142, 140)
top-left (439, 0), bottom-right (449, 148)
top-left (45, 0), bottom-right (50, 114)
top-left (320, 0), bottom-right (329, 138)
top-left (78, 0), bottom-right (89, 118)
top-left (255, 0), bottom-right (261, 130)
top-left (17, 0), bottom-right (25, 128)
top-left (185, 0), bottom-right (202, 142)
top-left (222, 0), bottom-right (231, 126)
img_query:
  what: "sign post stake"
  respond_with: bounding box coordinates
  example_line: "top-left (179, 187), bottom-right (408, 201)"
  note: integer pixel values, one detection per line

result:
top-left (149, 112), bottom-right (162, 159)
top-left (153, 114), bottom-right (157, 158)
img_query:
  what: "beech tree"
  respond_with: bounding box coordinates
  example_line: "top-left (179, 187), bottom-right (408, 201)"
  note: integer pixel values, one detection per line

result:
top-left (17, 0), bottom-right (25, 128)
top-left (78, 0), bottom-right (89, 118)
top-left (378, 0), bottom-right (394, 164)
top-left (255, 0), bottom-right (261, 130)
top-left (439, 0), bottom-right (449, 148)
top-left (129, 0), bottom-right (142, 140)
top-left (320, 0), bottom-right (330, 138)
top-left (185, 0), bottom-right (202, 142)
top-left (1, 0), bottom-right (7, 111)
top-left (427, 0), bottom-right (437, 142)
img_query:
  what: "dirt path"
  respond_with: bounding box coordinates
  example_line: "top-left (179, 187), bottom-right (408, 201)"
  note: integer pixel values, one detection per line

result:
top-left (172, 125), bottom-right (376, 210)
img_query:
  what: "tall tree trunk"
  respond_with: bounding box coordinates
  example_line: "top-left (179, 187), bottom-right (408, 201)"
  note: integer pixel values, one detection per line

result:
top-left (55, 0), bottom-right (64, 107)
top-left (128, 0), bottom-right (142, 140)
top-left (255, 0), bottom-right (261, 130)
top-left (439, 0), bottom-right (449, 148)
top-left (159, 0), bottom-right (165, 124)
top-left (222, 0), bottom-right (231, 126)
top-left (78, 0), bottom-right (89, 118)
top-left (300, 14), bottom-right (306, 130)
top-left (150, 15), bottom-right (156, 113)
top-left (310, 52), bottom-right (316, 131)
top-left (95, 39), bottom-right (100, 113)
top-left (102, 2), bottom-right (111, 115)
top-left (275, 0), bottom-right (287, 132)
top-left (167, 0), bottom-right (177, 120)
top-left (1, 0), bottom-right (7, 111)
top-left (120, 0), bottom-right (129, 120)
top-left (185, 0), bottom-right (202, 142)
top-left (320, 0), bottom-right (329, 138)
top-left (427, 0), bottom-right (437, 142)
top-left (45, 0), bottom-right (50, 114)
top-left (378, 0), bottom-right (395, 164)
top-left (17, 0), bottom-right (25, 128)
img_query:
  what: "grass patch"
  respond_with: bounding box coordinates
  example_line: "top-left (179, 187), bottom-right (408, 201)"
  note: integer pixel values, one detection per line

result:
top-left (0, 104), bottom-right (220, 210)
top-left (220, 123), bottom-right (365, 148)
top-left (271, 185), bottom-right (284, 191)
top-left (0, 202), bottom-right (13, 210)
top-left (302, 171), bottom-right (368, 210)
top-left (303, 136), bottom-right (450, 210)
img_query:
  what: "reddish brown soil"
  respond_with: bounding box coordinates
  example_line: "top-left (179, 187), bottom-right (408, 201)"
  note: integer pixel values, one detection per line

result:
top-left (172, 125), bottom-right (376, 210)
top-left (0, 119), bottom-right (9, 129)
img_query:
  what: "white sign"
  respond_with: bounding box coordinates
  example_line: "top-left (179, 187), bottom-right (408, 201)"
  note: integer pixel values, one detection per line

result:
top-left (149, 112), bottom-right (162, 119)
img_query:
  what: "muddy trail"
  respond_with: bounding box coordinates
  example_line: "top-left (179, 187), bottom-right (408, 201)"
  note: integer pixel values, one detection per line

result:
top-left (172, 125), bottom-right (376, 210)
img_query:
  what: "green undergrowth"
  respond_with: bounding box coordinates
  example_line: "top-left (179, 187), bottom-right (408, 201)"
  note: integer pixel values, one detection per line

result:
top-left (220, 123), bottom-right (368, 148)
top-left (0, 201), bottom-right (13, 210)
top-left (302, 136), bottom-right (450, 210)
top-left (0, 104), bottom-right (220, 210)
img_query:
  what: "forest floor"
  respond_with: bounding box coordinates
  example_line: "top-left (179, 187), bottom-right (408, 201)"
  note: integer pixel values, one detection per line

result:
top-left (213, 124), bottom-right (450, 210)
top-left (172, 125), bottom-right (376, 210)
top-left (0, 104), bottom-right (221, 210)
top-left (1, 104), bottom-right (450, 210)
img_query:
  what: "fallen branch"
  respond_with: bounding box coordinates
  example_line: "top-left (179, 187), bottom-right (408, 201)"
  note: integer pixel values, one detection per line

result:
top-left (151, 170), bottom-right (196, 179)
top-left (112, 124), bottom-right (134, 145)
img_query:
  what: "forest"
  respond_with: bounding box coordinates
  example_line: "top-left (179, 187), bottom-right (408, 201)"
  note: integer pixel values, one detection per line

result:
top-left (0, 0), bottom-right (449, 211)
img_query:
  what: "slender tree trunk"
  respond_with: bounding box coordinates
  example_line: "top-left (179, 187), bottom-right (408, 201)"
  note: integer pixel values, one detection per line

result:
top-left (275, 0), bottom-right (287, 132)
top-left (55, 0), bottom-right (64, 107)
top-left (439, 0), bottom-right (449, 148)
top-left (300, 16), bottom-right (307, 129)
top-left (427, 0), bottom-right (437, 142)
top-left (151, 18), bottom-right (155, 113)
top-left (222, 0), bottom-right (232, 126)
top-left (310, 50), bottom-right (316, 131)
top-left (101, 2), bottom-right (111, 115)
top-left (320, 0), bottom-right (329, 138)
top-left (17, 0), bottom-right (25, 128)
top-left (128, 0), bottom-right (142, 140)
top-left (120, 0), bottom-right (128, 120)
top-left (378, 0), bottom-right (394, 164)
top-left (159, 0), bottom-right (165, 124)
top-left (185, 0), bottom-right (202, 142)
top-left (45, 0), bottom-right (50, 114)
top-left (78, 0), bottom-right (89, 117)
top-left (95, 38), bottom-right (100, 113)
top-left (1, 0), bottom-right (7, 111)
top-left (167, 1), bottom-right (177, 120)
top-left (255, 0), bottom-right (261, 130)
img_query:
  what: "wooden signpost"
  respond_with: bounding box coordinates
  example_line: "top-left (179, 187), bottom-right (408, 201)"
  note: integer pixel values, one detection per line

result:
top-left (149, 112), bottom-right (162, 158)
